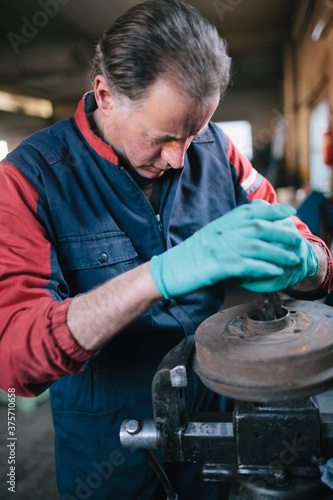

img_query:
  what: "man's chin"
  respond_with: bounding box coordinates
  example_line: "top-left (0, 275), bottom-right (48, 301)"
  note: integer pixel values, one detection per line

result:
top-left (137, 166), bottom-right (167, 178)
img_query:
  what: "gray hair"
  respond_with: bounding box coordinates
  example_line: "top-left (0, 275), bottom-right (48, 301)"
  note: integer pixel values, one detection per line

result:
top-left (90, 0), bottom-right (231, 112)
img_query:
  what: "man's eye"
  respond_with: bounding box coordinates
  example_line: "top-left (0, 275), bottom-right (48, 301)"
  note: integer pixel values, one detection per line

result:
top-left (145, 139), bottom-right (160, 146)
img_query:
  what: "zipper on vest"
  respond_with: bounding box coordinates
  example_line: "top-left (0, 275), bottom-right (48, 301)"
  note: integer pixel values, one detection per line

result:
top-left (155, 213), bottom-right (163, 232)
top-left (118, 165), bottom-right (166, 246)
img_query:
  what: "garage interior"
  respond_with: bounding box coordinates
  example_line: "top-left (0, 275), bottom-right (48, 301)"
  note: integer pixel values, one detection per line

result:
top-left (0, 0), bottom-right (333, 498)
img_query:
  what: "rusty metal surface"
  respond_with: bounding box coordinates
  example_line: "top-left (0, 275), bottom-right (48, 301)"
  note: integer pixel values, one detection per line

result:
top-left (194, 300), bottom-right (333, 402)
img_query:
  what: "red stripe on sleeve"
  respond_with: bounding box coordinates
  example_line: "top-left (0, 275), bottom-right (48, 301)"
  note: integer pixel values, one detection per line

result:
top-left (226, 135), bottom-right (277, 203)
top-left (0, 162), bottom-right (95, 396)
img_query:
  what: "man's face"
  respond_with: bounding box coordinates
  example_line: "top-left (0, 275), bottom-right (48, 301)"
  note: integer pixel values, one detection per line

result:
top-left (98, 79), bottom-right (220, 179)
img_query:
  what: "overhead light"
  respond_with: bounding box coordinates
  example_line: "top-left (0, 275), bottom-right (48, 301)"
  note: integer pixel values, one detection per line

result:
top-left (311, 18), bottom-right (327, 40)
top-left (311, 0), bottom-right (333, 41)
top-left (0, 91), bottom-right (53, 118)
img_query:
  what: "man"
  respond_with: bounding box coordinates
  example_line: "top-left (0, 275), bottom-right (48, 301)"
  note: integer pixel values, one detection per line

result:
top-left (0, 1), bottom-right (332, 498)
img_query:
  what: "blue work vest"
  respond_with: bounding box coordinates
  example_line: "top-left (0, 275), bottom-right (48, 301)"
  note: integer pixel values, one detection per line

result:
top-left (6, 92), bottom-right (249, 499)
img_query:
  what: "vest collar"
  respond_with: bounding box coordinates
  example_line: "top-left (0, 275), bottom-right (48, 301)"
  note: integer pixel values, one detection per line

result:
top-left (74, 91), bottom-right (119, 165)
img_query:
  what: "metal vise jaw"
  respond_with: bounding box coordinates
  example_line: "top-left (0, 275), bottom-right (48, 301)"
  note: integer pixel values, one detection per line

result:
top-left (120, 335), bottom-right (195, 459)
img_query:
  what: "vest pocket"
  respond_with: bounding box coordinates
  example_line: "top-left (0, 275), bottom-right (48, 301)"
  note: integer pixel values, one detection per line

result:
top-left (58, 231), bottom-right (138, 270)
top-left (57, 231), bottom-right (139, 294)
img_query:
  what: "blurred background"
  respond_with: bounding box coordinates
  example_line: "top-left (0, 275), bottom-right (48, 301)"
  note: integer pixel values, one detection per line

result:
top-left (0, 0), bottom-right (333, 498)
top-left (1, 0), bottom-right (333, 205)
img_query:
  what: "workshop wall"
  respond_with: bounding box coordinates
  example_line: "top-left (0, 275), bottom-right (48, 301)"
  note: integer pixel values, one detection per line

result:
top-left (284, 0), bottom-right (333, 184)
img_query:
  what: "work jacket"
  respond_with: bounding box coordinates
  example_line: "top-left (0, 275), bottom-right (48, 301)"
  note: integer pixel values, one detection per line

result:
top-left (0, 92), bottom-right (331, 499)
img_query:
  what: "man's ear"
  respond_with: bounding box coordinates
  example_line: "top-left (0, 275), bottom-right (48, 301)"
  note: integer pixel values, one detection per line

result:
top-left (94, 75), bottom-right (115, 117)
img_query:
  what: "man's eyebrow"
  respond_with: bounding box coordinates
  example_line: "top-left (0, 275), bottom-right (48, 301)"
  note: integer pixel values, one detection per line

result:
top-left (150, 124), bottom-right (209, 142)
top-left (146, 130), bottom-right (177, 141)
top-left (154, 133), bottom-right (179, 141)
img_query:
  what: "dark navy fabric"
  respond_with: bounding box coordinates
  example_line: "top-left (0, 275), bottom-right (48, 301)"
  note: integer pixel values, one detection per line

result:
top-left (5, 92), bottom-right (249, 499)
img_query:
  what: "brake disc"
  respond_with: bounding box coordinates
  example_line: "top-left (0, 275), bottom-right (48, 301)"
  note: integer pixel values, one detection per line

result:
top-left (194, 299), bottom-right (333, 401)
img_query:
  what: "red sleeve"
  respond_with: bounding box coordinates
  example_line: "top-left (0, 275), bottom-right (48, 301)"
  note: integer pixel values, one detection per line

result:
top-left (227, 136), bottom-right (333, 293)
top-left (0, 162), bottom-right (95, 397)
top-left (290, 215), bottom-right (333, 292)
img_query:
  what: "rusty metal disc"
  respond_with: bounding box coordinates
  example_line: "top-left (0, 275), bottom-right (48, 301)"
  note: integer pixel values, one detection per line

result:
top-left (194, 300), bottom-right (333, 402)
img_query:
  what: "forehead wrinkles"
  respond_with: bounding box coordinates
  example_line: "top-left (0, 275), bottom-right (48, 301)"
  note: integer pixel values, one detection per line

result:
top-left (145, 104), bottom-right (211, 140)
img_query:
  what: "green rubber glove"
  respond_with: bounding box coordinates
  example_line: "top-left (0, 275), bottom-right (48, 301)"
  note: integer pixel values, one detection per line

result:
top-left (150, 200), bottom-right (304, 299)
top-left (239, 217), bottom-right (318, 293)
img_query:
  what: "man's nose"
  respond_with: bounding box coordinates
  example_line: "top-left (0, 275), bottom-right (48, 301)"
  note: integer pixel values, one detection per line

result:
top-left (161, 140), bottom-right (190, 169)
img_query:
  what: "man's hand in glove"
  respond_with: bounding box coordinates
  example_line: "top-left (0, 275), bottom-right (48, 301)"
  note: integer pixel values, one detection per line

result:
top-left (150, 200), bottom-right (318, 298)
top-left (238, 217), bottom-right (318, 293)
